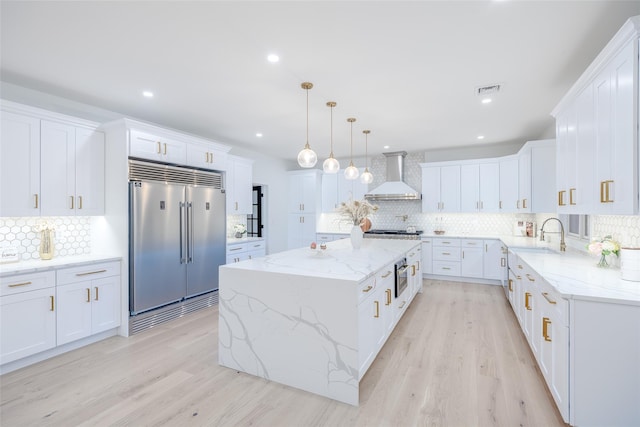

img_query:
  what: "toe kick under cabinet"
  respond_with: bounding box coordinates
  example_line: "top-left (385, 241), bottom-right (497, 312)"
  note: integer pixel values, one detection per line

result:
top-left (0, 258), bottom-right (121, 372)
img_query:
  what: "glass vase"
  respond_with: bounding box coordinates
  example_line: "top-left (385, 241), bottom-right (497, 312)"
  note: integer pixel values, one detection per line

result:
top-left (39, 229), bottom-right (54, 260)
top-left (597, 253), bottom-right (609, 268)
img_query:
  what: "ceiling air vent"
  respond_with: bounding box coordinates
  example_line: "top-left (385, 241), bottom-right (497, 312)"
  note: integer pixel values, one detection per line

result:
top-left (476, 84), bottom-right (501, 96)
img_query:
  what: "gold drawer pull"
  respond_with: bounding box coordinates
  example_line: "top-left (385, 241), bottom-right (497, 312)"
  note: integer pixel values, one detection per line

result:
top-left (385, 289), bottom-right (392, 305)
top-left (525, 292), bottom-right (532, 310)
top-left (508, 279), bottom-right (513, 292)
top-left (78, 196), bottom-right (83, 210)
top-left (374, 300), bottom-right (379, 318)
top-left (442, 252), bottom-right (451, 255)
top-left (229, 247), bottom-right (243, 252)
top-left (558, 190), bottom-right (566, 206)
top-left (8, 281), bottom-right (32, 288)
top-left (50, 295), bottom-right (54, 311)
top-left (526, 273), bottom-right (535, 282)
top-left (411, 265), bottom-right (416, 276)
top-left (157, 141), bottom-right (162, 154)
top-left (381, 271), bottom-right (392, 278)
top-left (569, 188), bottom-right (576, 205)
top-left (542, 317), bottom-right (552, 342)
top-left (399, 301), bottom-right (406, 309)
top-left (442, 267), bottom-right (451, 270)
top-left (542, 292), bottom-right (557, 305)
top-left (76, 269), bottom-right (107, 277)
top-left (362, 285), bottom-right (373, 293)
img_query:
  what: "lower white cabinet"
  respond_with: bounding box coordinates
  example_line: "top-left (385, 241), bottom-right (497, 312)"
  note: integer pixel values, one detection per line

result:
top-left (315, 233), bottom-right (348, 243)
top-left (483, 240), bottom-right (507, 280)
top-left (461, 239), bottom-right (483, 277)
top-left (0, 271), bottom-right (56, 364)
top-left (226, 239), bottom-right (266, 264)
top-left (287, 213), bottom-right (316, 249)
top-left (357, 276), bottom-right (380, 375)
top-left (56, 262), bottom-right (121, 346)
top-left (421, 238), bottom-right (433, 274)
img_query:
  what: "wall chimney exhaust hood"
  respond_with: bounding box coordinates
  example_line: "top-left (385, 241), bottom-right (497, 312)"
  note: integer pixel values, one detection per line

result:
top-left (364, 151), bottom-right (421, 201)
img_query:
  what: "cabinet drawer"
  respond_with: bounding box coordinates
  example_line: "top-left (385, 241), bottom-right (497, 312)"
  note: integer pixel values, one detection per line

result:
top-left (358, 276), bottom-right (378, 304)
top-left (0, 271), bottom-right (55, 297)
top-left (57, 261), bottom-right (120, 286)
top-left (433, 261), bottom-right (461, 276)
top-left (539, 283), bottom-right (568, 326)
top-left (227, 243), bottom-right (248, 255)
top-left (461, 239), bottom-right (483, 247)
top-left (247, 240), bottom-right (265, 251)
top-left (433, 238), bottom-right (460, 248)
top-left (433, 247), bottom-right (461, 261)
top-left (316, 233), bottom-right (334, 242)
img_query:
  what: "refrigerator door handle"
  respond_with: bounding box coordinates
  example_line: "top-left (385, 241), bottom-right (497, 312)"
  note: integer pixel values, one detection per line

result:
top-left (179, 201), bottom-right (186, 264)
top-left (187, 201), bottom-right (194, 263)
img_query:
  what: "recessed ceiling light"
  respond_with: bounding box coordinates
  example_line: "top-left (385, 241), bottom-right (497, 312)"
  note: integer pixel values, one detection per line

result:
top-left (383, 145), bottom-right (390, 149)
top-left (267, 54), bottom-right (279, 63)
top-left (142, 91), bottom-right (154, 98)
top-left (481, 98), bottom-right (492, 104)
top-left (477, 135), bottom-right (485, 140)
top-left (256, 133), bottom-right (263, 137)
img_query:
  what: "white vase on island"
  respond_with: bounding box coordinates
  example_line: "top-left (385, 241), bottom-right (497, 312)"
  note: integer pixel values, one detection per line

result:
top-left (350, 225), bottom-right (363, 249)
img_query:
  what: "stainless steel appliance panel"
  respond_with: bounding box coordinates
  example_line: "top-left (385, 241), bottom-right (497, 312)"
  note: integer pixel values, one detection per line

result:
top-left (185, 186), bottom-right (226, 296)
top-left (395, 258), bottom-right (408, 298)
top-left (130, 181), bottom-right (187, 314)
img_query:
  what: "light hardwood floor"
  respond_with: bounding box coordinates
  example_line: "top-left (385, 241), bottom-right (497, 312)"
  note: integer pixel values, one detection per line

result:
top-left (0, 280), bottom-right (568, 426)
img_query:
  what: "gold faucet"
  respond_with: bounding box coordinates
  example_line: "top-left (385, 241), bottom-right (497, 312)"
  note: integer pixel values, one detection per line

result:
top-left (540, 217), bottom-right (566, 252)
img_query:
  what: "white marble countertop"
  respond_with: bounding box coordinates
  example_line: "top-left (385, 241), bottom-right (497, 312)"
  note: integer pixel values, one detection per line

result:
top-left (0, 254), bottom-right (122, 276)
top-left (226, 236), bottom-right (265, 245)
top-left (222, 238), bottom-right (420, 282)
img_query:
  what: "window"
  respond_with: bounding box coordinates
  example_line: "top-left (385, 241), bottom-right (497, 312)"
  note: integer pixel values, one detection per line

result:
top-left (565, 214), bottom-right (590, 240)
top-left (247, 185), bottom-right (263, 237)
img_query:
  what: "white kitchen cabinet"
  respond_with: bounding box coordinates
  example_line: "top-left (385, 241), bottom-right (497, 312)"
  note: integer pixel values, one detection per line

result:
top-left (517, 140), bottom-right (556, 213)
top-left (321, 173), bottom-right (339, 212)
top-left (357, 276), bottom-right (379, 376)
top-left (40, 120), bottom-right (105, 216)
top-left (56, 262), bottom-right (121, 346)
top-left (0, 271), bottom-right (56, 364)
top-left (593, 41), bottom-right (635, 214)
top-left (460, 162), bottom-right (500, 212)
top-left (315, 233), bottom-right (347, 243)
top-left (483, 239), bottom-right (507, 281)
top-left (288, 170), bottom-right (322, 214)
top-left (421, 164), bottom-right (461, 213)
top-left (226, 155), bottom-right (253, 215)
top-left (227, 240), bottom-right (266, 264)
top-left (377, 264), bottom-right (395, 336)
top-left (432, 238), bottom-right (461, 276)
top-left (338, 169), bottom-right (367, 205)
top-left (0, 111), bottom-right (41, 216)
top-left (420, 238), bottom-right (433, 275)
top-left (460, 239), bottom-right (483, 278)
top-left (407, 246), bottom-right (422, 296)
top-left (287, 213), bottom-right (316, 249)
top-left (186, 143), bottom-right (228, 171)
top-left (129, 129), bottom-right (186, 165)
top-left (499, 155), bottom-right (519, 212)
top-left (517, 146), bottom-right (532, 212)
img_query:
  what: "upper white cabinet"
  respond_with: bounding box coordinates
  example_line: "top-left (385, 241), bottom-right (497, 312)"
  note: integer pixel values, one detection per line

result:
top-left (552, 16), bottom-right (639, 215)
top-left (129, 129), bottom-right (186, 165)
top-left (0, 111), bottom-right (41, 216)
top-left (499, 155), bottom-right (519, 212)
top-left (226, 155), bottom-right (253, 215)
top-left (0, 101), bottom-right (105, 217)
top-left (421, 164), bottom-right (461, 213)
top-left (322, 170), bottom-right (368, 213)
top-left (41, 121), bottom-right (105, 216)
top-left (288, 170), bottom-right (322, 214)
top-left (460, 162), bottom-right (499, 212)
top-left (517, 140), bottom-right (556, 213)
top-left (186, 143), bottom-right (228, 171)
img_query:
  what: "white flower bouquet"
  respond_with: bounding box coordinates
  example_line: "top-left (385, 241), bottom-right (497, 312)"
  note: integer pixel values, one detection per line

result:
top-left (233, 223), bottom-right (247, 237)
top-left (587, 235), bottom-right (620, 268)
top-left (337, 199), bottom-right (378, 226)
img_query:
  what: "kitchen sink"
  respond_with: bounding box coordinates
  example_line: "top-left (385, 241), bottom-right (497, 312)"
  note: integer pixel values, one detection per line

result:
top-left (511, 246), bottom-right (558, 254)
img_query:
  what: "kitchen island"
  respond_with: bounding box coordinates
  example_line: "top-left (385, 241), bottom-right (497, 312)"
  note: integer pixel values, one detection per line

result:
top-left (218, 238), bottom-right (422, 405)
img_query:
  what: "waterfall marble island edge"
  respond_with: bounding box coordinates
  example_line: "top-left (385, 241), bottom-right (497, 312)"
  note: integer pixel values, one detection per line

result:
top-left (218, 238), bottom-right (421, 405)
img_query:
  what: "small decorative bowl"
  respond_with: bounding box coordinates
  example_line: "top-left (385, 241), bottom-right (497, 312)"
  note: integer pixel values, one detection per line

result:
top-left (434, 230), bottom-right (445, 235)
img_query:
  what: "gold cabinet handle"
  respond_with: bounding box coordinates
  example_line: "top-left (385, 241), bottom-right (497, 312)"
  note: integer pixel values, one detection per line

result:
top-left (416, 260), bottom-right (420, 271)
top-left (34, 194), bottom-right (39, 208)
top-left (381, 271), bottom-right (392, 278)
top-left (156, 141), bottom-right (161, 154)
top-left (542, 292), bottom-right (557, 305)
top-left (516, 275), bottom-right (522, 280)
top-left (8, 281), bottom-right (32, 288)
top-left (86, 288), bottom-right (91, 303)
top-left (442, 252), bottom-right (451, 256)
top-left (525, 292), bottom-right (532, 310)
top-left (526, 273), bottom-right (535, 282)
top-left (523, 199), bottom-right (527, 209)
top-left (362, 285), bottom-right (373, 293)
top-left (78, 195), bottom-right (83, 210)
top-left (374, 300), bottom-right (379, 318)
top-left (411, 265), bottom-right (416, 276)
top-left (70, 195), bottom-right (74, 209)
top-left (163, 143), bottom-right (167, 155)
top-left (501, 258), bottom-right (506, 267)
top-left (95, 286), bottom-right (99, 301)
top-left (542, 317), bottom-right (552, 342)
top-left (517, 264), bottom-right (523, 270)
top-left (569, 188), bottom-right (576, 205)
top-left (499, 200), bottom-right (503, 209)
top-left (385, 289), bottom-right (392, 305)
top-left (558, 190), bottom-right (566, 206)
top-left (600, 180), bottom-right (605, 203)
top-left (235, 202), bottom-right (239, 211)
top-left (606, 180), bottom-right (613, 202)
top-left (508, 279), bottom-right (513, 292)
top-left (517, 200), bottom-right (520, 209)
top-left (399, 301), bottom-right (406, 309)
top-left (50, 295), bottom-right (55, 311)
top-left (442, 267), bottom-right (451, 270)
top-left (76, 269), bottom-right (107, 277)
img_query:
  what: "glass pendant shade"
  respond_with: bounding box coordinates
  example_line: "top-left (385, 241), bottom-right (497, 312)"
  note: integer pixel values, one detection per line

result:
top-left (297, 82), bottom-right (317, 168)
top-left (344, 161), bottom-right (359, 180)
top-left (360, 168), bottom-right (373, 184)
top-left (298, 143), bottom-right (317, 168)
top-left (323, 156), bottom-right (340, 173)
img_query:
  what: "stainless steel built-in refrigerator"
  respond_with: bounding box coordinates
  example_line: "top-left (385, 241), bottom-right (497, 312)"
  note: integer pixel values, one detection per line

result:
top-left (129, 160), bottom-right (226, 315)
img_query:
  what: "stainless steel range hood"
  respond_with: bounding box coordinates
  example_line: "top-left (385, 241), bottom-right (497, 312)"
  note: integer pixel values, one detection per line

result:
top-left (364, 151), bottom-right (421, 201)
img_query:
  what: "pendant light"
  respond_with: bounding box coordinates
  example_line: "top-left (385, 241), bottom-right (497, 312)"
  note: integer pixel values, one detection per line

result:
top-left (344, 118), bottom-right (359, 180)
top-left (322, 101), bottom-right (340, 173)
top-left (360, 130), bottom-right (373, 184)
top-left (297, 82), bottom-right (317, 168)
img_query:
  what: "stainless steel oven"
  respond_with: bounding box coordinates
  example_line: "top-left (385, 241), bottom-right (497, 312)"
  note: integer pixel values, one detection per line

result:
top-left (395, 258), bottom-right (409, 298)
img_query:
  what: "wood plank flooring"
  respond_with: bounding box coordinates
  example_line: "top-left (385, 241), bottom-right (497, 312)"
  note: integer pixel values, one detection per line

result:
top-left (0, 280), bottom-right (568, 426)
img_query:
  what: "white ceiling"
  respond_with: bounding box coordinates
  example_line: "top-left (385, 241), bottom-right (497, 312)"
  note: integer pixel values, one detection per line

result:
top-left (2, 1), bottom-right (639, 163)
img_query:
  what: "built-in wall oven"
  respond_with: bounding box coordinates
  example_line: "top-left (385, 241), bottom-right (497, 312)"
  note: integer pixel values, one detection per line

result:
top-left (395, 258), bottom-right (409, 298)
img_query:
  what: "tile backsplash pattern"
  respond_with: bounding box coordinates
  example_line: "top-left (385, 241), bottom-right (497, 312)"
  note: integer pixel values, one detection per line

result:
top-left (592, 215), bottom-right (640, 248)
top-left (0, 217), bottom-right (91, 260)
top-left (227, 214), bottom-right (248, 238)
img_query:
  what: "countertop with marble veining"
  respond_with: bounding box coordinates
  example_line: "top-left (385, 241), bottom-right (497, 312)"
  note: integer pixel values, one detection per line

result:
top-left (0, 254), bottom-right (122, 276)
top-left (222, 237), bottom-right (420, 282)
top-left (226, 236), bottom-right (265, 245)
